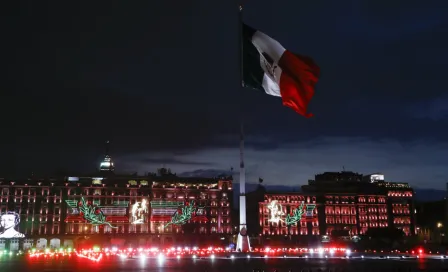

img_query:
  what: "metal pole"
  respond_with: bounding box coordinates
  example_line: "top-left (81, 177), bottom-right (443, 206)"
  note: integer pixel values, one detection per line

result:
top-left (238, 4), bottom-right (244, 88)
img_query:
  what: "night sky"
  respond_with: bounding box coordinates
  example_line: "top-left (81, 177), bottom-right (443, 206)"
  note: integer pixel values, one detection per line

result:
top-left (2, 1), bottom-right (448, 189)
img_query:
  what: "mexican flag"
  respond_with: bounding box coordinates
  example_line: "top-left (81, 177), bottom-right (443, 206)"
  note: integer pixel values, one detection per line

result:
top-left (242, 23), bottom-right (320, 117)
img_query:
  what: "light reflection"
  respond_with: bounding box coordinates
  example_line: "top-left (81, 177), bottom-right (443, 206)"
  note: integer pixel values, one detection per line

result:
top-left (157, 253), bottom-right (165, 263)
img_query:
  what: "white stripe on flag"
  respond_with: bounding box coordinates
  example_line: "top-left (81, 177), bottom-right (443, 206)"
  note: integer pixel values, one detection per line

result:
top-left (252, 30), bottom-right (285, 97)
top-left (252, 31), bottom-right (286, 63)
top-left (262, 73), bottom-right (281, 97)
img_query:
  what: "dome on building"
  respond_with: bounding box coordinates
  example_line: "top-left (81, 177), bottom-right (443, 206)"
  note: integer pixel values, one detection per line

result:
top-left (100, 140), bottom-right (114, 172)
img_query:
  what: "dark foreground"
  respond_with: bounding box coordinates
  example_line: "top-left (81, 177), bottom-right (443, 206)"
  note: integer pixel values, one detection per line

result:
top-left (1, 256), bottom-right (448, 272)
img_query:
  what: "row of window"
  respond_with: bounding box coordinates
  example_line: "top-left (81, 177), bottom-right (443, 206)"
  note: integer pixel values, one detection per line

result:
top-left (261, 220), bottom-right (319, 227)
top-left (0, 206), bottom-right (230, 217)
top-left (326, 216), bottom-right (356, 224)
top-left (359, 223), bottom-right (388, 228)
top-left (265, 196), bottom-right (317, 204)
top-left (358, 197), bottom-right (387, 203)
top-left (359, 215), bottom-right (388, 220)
top-left (392, 209), bottom-right (410, 214)
top-left (393, 217), bottom-right (411, 224)
top-left (1, 187), bottom-right (231, 197)
top-left (388, 191), bottom-right (413, 197)
top-left (358, 208), bottom-right (387, 213)
top-left (325, 207), bottom-right (356, 215)
top-left (325, 196), bottom-right (387, 202)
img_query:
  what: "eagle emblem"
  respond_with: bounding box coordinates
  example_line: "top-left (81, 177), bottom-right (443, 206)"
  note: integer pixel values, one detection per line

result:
top-left (261, 52), bottom-right (278, 81)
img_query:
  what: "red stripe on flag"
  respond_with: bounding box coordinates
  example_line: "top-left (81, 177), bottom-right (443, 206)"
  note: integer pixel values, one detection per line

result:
top-left (278, 50), bottom-right (320, 117)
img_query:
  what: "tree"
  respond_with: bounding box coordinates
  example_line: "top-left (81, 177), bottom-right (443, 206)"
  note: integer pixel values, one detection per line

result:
top-left (365, 228), bottom-right (405, 248)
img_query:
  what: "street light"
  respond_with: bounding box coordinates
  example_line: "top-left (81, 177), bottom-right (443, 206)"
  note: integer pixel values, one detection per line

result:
top-left (437, 222), bottom-right (443, 228)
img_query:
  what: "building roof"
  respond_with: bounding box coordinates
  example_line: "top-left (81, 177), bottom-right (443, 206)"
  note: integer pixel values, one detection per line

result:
top-left (0, 168), bottom-right (232, 188)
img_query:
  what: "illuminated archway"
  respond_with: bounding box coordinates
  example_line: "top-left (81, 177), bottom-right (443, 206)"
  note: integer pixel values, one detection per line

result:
top-left (36, 238), bottom-right (47, 250)
top-left (50, 238), bottom-right (61, 249)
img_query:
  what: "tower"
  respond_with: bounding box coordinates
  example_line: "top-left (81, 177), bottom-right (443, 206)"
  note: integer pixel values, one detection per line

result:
top-left (236, 123), bottom-right (250, 252)
top-left (99, 140), bottom-right (115, 172)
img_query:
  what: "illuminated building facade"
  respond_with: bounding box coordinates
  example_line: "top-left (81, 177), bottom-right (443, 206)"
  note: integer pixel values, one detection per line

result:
top-left (63, 176), bottom-right (152, 235)
top-left (356, 194), bottom-right (388, 234)
top-left (149, 172), bottom-right (233, 235)
top-left (259, 193), bottom-right (319, 236)
top-left (258, 172), bottom-right (415, 237)
top-left (315, 172), bottom-right (414, 236)
top-left (323, 194), bottom-right (388, 236)
top-left (380, 182), bottom-right (414, 235)
top-left (0, 168), bottom-right (233, 250)
top-left (324, 194), bottom-right (358, 236)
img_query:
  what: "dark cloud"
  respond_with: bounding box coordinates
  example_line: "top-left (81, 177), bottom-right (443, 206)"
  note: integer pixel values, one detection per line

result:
top-left (125, 157), bottom-right (214, 167)
top-left (1, 0), bottom-right (448, 189)
top-left (178, 169), bottom-right (234, 178)
top-left (407, 96), bottom-right (448, 121)
top-left (120, 137), bottom-right (448, 190)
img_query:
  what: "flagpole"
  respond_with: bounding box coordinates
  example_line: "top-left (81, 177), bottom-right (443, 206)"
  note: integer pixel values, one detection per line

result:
top-left (238, 4), bottom-right (244, 88)
top-left (237, 2), bottom-right (250, 253)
